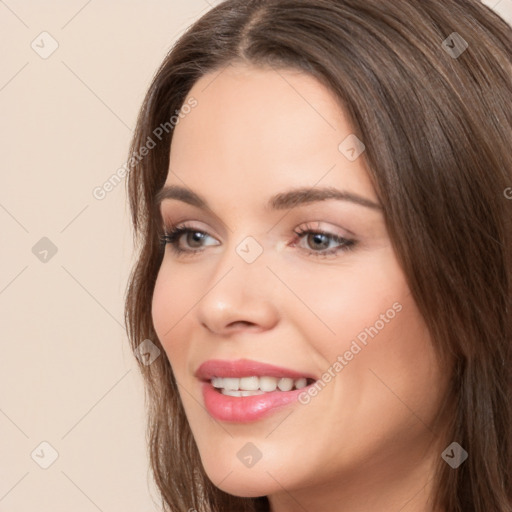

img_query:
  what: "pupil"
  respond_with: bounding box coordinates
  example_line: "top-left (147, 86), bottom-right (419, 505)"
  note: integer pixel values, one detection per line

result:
top-left (188, 231), bottom-right (204, 247)
top-left (310, 233), bottom-right (329, 250)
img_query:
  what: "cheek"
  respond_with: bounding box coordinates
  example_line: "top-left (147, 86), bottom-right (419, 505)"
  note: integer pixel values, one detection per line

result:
top-left (286, 247), bottom-right (443, 417)
top-left (151, 266), bottom-right (191, 366)
top-left (285, 247), bottom-right (408, 355)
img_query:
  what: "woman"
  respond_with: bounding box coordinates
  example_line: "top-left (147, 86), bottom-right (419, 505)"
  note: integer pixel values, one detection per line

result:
top-left (124, 1), bottom-right (512, 510)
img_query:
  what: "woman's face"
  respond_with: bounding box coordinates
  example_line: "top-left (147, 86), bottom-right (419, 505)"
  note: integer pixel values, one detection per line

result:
top-left (152, 63), bottom-right (450, 508)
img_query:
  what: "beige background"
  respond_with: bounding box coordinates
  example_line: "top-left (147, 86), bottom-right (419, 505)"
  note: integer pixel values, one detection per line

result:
top-left (1, 1), bottom-right (511, 511)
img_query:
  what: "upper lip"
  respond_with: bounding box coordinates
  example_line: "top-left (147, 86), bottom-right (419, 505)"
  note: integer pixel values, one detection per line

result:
top-left (195, 358), bottom-right (318, 381)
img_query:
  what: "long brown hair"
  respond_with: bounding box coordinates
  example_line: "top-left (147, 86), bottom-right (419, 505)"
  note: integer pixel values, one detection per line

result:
top-left (124, 1), bottom-right (512, 510)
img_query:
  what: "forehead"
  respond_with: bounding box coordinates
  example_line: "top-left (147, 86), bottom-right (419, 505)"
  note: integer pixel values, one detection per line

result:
top-left (166, 63), bottom-right (377, 205)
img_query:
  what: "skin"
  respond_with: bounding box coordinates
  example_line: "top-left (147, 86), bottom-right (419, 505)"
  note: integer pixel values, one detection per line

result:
top-left (151, 62), bottom-right (451, 512)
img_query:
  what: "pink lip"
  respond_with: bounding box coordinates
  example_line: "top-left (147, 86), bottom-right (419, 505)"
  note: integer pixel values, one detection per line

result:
top-left (201, 382), bottom-right (311, 423)
top-left (194, 358), bottom-right (317, 381)
top-left (195, 359), bottom-right (317, 423)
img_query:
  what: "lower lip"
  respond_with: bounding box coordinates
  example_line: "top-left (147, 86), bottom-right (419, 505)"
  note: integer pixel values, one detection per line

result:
top-left (201, 381), bottom-right (308, 423)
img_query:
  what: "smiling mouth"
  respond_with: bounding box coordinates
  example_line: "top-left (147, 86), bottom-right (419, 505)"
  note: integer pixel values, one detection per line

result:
top-left (211, 376), bottom-right (316, 396)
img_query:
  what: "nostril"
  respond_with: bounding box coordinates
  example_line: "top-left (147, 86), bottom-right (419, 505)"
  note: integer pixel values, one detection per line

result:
top-left (228, 321), bottom-right (254, 328)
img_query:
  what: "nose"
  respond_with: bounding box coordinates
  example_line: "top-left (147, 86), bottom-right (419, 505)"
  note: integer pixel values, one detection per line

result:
top-left (195, 245), bottom-right (280, 336)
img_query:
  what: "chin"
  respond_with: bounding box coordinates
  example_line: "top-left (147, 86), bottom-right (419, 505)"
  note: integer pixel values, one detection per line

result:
top-left (200, 456), bottom-right (282, 498)
top-left (209, 472), bottom-right (274, 498)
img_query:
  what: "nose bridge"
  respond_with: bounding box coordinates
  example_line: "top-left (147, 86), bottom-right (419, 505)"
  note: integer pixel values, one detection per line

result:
top-left (212, 232), bottom-right (270, 292)
top-left (195, 233), bottom-right (278, 334)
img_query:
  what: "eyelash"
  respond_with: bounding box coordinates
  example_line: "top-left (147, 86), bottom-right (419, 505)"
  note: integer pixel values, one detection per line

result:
top-left (159, 222), bottom-right (357, 259)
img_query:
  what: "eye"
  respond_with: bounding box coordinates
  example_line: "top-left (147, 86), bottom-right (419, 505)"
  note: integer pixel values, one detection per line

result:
top-left (291, 223), bottom-right (356, 257)
top-left (160, 222), bottom-right (219, 256)
top-left (160, 221), bottom-right (357, 258)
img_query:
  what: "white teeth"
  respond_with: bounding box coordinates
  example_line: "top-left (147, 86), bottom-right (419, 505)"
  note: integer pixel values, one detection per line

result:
top-left (259, 376), bottom-right (277, 392)
top-left (239, 376), bottom-right (259, 390)
top-left (241, 390), bottom-right (265, 397)
top-left (211, 375), bottom-right (311, 393)
top-left (222, 377), bottom-right (240, 390)
top-left (212, 377), bottom-right (223, 388)
top-left (221, 389), bottom-right (266, 397)
top-left (277, 377), bottom-right (294, 391)
top-left (294, 377), bottom-right (307, 389)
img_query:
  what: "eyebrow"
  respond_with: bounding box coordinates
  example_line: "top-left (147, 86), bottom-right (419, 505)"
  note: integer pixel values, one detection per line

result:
top-left (154, 184), bottom-right (382, 211)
